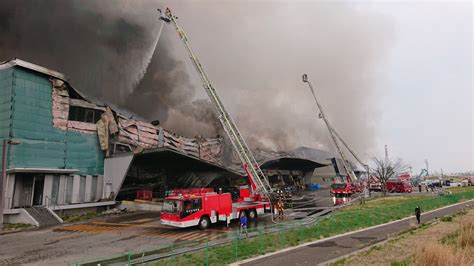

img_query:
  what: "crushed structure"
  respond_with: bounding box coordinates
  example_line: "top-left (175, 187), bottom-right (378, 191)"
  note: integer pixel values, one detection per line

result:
top-left (0, 59), bottom-right (341, 226)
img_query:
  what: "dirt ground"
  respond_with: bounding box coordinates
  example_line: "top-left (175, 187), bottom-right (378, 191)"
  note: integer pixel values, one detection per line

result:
top-left (337, 209), bottom-right (474, 265)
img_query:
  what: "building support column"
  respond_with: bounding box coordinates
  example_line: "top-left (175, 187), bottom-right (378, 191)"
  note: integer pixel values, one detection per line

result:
top-left (4, 174), bottom-right (15, 209)
top-left (72, 175), bottom-right (80, 204)
top-left (85, 175), bottom-right (92, 202)
top-left (97, 175), bottom-right (104, 200)
top-left (43, 175), bottom-right (53, 206)
top-left (58, 175), bottom-right (67, 205)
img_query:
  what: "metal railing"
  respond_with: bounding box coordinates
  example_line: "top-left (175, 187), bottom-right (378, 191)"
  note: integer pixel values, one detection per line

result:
top-left (45, 195), bottom-right (60, 210)
top-left (74, 190), bottom-right (474, 266)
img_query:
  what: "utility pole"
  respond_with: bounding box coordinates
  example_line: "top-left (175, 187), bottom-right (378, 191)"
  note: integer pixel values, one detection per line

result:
top-left (425, 159), bottom-right (429, 176)
top-left (384, 145), bottom-right (389, 164)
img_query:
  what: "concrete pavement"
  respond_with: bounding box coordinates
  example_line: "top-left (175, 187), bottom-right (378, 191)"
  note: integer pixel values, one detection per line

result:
top-left (238, 200), bottom-right (473, 266)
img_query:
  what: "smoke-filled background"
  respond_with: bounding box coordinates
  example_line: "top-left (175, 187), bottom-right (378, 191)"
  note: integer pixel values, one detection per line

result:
top-left (0, 0), bottom-right (394, 158)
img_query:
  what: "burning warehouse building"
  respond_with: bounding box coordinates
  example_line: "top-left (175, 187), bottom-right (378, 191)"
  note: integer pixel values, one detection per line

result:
top-left (0, 59), bottom-right (342, 226)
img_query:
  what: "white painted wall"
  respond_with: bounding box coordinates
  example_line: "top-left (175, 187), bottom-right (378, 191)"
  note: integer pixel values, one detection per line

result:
top-left (104, 155), bottom-right (133, 199)
top-left (4, 209), bottom-right (39, 226)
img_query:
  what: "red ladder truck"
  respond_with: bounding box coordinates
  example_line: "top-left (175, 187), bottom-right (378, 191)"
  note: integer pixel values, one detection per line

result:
top-left (302, 75), bottom-right (369, 195)
top-left (157, 8), bottom-right (274, 229)
top-left (161, 188), bottom-right (269, 229)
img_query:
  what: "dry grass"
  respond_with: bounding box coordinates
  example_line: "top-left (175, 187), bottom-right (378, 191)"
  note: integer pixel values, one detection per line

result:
top-left (414, 243), bottom-right (470, 266)
top-left (459, 218), bottom-right (474, 248)
top-left (337, 209), bottom-right (474, 266)
top-left (413, 213), bottom-right (474, 266)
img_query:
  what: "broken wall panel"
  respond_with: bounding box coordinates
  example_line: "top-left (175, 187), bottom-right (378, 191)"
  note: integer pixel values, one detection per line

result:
top-left (117, 117), bottom-right (159, 148)
top-left (51, 78), bottom-right (69, 130)
top-left (50, 71), bottom-right (226, 167)
top-left (67, 121), bottom-right (97, 133)
top-left (1, 67), bottom-right (105, 175)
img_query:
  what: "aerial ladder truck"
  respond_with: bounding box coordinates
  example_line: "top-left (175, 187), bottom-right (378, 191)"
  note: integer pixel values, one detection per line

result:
top-left (157, 8), bottom-right (274, 229)
top-left (302, 74), bottom-right (369, 195)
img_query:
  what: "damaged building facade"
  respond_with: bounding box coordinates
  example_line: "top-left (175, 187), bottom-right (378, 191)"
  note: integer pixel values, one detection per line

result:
top-left (0, 59), bottom-right (228, 225)
top-left (0, 59), bottom-right (342, 226)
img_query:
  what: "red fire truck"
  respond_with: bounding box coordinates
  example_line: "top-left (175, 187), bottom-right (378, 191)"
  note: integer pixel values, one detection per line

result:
top-left (160, 187), bottom-right (270, 229)
top-left (330, 182), bottom-right (354, 195)
top-left (369, 176), bottom-right (382, 191)
top-left (386, 179), bottom-right (413, 193)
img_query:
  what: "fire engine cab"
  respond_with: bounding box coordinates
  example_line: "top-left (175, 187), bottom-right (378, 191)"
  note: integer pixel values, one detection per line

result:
top-left (330, 182), bottom-right (353, 195)
top-left (160, 188), bottom-right (269, 229)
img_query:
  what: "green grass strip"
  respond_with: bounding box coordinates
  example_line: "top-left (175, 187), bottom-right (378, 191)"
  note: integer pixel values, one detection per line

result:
top-left (145, 190), bottom-right (474, 266)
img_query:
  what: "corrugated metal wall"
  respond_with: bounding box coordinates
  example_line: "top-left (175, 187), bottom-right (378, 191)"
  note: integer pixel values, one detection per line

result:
top-left (0, 68), bottom-right (13, 170)
top-left (9, 68), bottom-right (67, 169)
top-left (65, 131), bottom-right (104, 174)
top-left (1, 67), bottom-right (104, 175)
top-left (0, 68), bottom-right (13, 140)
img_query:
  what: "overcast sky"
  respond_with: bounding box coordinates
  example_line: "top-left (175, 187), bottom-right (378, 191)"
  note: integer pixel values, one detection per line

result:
top-left (361, 1), bottom-right (472, 174)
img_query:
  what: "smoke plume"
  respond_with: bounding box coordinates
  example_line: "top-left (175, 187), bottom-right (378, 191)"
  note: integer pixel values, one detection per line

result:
top-left (0, 0), bottom-right (394, 159)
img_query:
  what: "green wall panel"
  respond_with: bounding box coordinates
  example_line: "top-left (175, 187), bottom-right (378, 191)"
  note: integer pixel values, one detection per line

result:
top-left (6, 67), bottom-right (104, 175)
top-left (0, 68), bottom-right (13, 140)
top-left (65, 131), bottom-right (104, 175)
top-left (0, 68), bottom-right (13, 168)
top-left (8, 138), bottom-right (66, 168)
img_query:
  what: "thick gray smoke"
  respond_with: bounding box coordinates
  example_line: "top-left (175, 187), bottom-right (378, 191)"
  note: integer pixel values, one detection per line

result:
top-left (0, 0), bottom-right (221, 135)
top-left (0, 0), bottom-right (394, 159)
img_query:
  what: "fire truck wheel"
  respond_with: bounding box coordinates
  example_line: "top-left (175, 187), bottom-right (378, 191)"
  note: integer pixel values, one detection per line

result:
top-left (248, 209), bottom-right (257, 220)
top-left (198, 216), bottom-right (210, 230)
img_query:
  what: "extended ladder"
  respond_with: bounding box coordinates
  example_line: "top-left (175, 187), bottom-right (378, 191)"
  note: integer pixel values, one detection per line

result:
top-left (302, 74), bottom-right (359, 181)
top-left (330, 125), bottom-right (368, 174)
top-left (158, 8), bottom-right (273, 199)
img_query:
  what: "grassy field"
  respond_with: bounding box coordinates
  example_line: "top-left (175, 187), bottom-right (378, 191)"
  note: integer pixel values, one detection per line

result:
top-left (62, 212), bottom-right (99, 223)
top-left (1, 223), bottom-right (33, 231)
top-left (446, 186), bottom-right (474, 193)
top-left (151, 188), bottom-right (474, 266)
top-left (333, 208), bottom-right (474, 266)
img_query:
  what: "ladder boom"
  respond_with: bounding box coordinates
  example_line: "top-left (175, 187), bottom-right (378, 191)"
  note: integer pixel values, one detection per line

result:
top-left (330, 126), bottom-right (366, 170)
top-left (302, 74), bottom-right (358, 181)
top-left (158, 8), bottom-right (272, 198)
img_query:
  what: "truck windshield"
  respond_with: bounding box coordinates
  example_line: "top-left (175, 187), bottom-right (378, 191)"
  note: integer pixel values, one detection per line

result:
top-left (181, 199), bottom-right (202, 218)
top-left (331, 183), bottom-right (346, 189)
top-left (163, 200), bottom-right (180, 214)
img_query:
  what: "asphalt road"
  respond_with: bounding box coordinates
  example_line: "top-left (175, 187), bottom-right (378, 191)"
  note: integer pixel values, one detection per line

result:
top-left (240, 199), bottom-right (474, 266)
top-left (0, 209), bottom-right (255, 265)
top-left (0, 189), bottom-right (332, 265)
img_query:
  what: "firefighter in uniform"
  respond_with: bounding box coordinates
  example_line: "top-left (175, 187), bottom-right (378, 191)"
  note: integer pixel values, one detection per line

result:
top-left (277, 198), bottom-right (284, 220)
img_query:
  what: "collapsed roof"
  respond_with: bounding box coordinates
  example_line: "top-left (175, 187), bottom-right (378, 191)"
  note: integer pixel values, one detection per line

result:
top-left (1, 58), bottom-right (335, 175)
